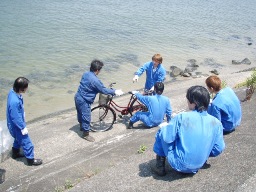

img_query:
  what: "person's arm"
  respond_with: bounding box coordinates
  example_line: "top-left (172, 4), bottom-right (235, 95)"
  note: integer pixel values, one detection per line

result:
top-left (161, 115), bottom-right (179, 144)
top-left (165, 100), bottom-right (172, 123)
top-left (210, 123), bottom-right (225, 157)
top-left (135, 62), bottom-right (150, 77)
top-left (94, 79), bottom-right (115, 96)
top-left (9, 101), bottom-right (26, 130)
top-left (208, 104), bottom-right (221, 121)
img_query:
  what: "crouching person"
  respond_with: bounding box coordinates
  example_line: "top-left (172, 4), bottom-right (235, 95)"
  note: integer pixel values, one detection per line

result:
top-left (151, 85), bottom-right (225, 176)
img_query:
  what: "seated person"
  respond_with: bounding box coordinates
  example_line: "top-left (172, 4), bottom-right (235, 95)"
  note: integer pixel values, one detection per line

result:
top-left (151, 85), bottom-right (225, 176)
top-left (127, 82), bottom-right (172, 129)
top-left (205, 75), bottom-right (242, 134)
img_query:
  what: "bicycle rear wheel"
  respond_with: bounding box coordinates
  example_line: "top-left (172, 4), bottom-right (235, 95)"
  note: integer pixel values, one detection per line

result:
top-left (129, 97), bottom-right (147, 115)
top-left (90, 105), bottom-right (115, 132)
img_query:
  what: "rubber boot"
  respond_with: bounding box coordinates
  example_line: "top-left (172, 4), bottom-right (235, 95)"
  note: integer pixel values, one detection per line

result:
top-left (27, 158), bottom-right (43, 166)
top-left (79, 123), bottom-right (83, 131)
top-left (126, 121), bottom-right (133, 129)
top-left (83, 131), bottom-right (95, 142)
top-left (12, 147), bottom-right (25, 159)
top-left (151, 155), bottom-right (166, 176)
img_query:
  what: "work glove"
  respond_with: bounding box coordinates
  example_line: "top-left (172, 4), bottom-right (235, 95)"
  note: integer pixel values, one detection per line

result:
top-left (133, 75), bottom-right (139, 83)
top-left (150, 86), bottom-right (154, 91)
top-left (21, 127), bottom-right (28, 135)
top-left (132, 90), bottom-right (139, 94)
top-left (115, 89), bottom-right (124, 96)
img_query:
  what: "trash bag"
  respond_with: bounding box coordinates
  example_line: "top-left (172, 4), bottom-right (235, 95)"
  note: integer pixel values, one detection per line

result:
top-left (0, 120), bottom-right (14, 154)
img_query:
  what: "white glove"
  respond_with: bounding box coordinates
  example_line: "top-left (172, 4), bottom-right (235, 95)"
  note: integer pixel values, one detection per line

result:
top-left (132, 90), bottom-right (139, 94)
top-left (21, 127), bottom-right (28, 135)
top-left (150, 86), bottom-right (154, 91)
top-left (133, 75), bottom-right (139, 83)
top-left (115, 89), bottom-right (124, 96)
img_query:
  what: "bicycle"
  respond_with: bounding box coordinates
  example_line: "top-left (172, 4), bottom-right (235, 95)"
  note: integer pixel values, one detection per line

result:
top-left (90, 83), bottom-right (151, 132)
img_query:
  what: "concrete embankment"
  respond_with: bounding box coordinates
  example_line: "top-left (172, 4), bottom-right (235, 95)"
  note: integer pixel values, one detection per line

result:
top-left (0, 71), bottom-right (255, 192)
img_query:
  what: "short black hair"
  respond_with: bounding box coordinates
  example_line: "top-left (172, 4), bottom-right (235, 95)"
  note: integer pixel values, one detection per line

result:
top-left (13, 77), bottom-right (29, 93)
top-left (154, 82), bottom-right (164, 95)
top-left (186, 85), bottom-right (210, 112)
top-left (90, 59), bottom-right (104, 72)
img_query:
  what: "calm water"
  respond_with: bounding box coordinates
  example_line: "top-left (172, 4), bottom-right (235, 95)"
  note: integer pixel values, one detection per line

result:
top-left (1, 0), bottom-right (256, 121)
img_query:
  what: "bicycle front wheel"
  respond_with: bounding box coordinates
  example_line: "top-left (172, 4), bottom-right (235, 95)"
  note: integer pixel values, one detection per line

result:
top-left (90, 105), bottom-right (115, 132)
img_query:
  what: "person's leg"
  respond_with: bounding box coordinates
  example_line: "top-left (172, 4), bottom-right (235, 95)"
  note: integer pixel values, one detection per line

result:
top-left (151, 129), bottom-right (174, 176)
top-left (74, 94), bottom-right (83, 130)
top-left (128, 112), bottom-right (150, 129)
top-left (80, 102), bottom-right (94, 142)
top-left (16, 131), bottom-right (42, 166)
top-left (12, 136), bottom-right (24, 159)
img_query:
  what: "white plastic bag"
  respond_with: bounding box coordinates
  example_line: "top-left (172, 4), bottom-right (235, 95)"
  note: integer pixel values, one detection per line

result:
top-left (0, 120), bottom-right (14, 154)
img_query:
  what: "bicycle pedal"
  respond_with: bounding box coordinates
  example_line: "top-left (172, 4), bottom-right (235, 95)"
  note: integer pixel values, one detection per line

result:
top-left (118, 115), bottom-right (123, 118)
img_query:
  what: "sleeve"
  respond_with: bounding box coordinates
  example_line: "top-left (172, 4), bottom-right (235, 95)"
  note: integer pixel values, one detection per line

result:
top-left (210, 123), bottom-right (225, 157)
top-left (134, 93), bottom-right (149, 105)
top-left (165, 99), bottom-right (172, 122)
top-left (161, 115), bottom-right (180, 144)
top-left (94, 79), bottom-right (115, 96)
top-left (9, 101), bottom-right (26, 130)
top-left (135, 62), bottom-right (150, 77)
top-left (208, 104), bottom-right (221, 121)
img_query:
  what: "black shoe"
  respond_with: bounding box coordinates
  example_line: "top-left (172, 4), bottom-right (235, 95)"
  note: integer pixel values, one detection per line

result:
top-left (150, 155), bottom-right (166, 176)
top-left (79, 123), bottom-right (83, 131)
top-left (83, 131), bottom-right (95, 142)
top-left (12, 147), bottom-right (25, 159)
top-left (126, 121), bottom-right (134, 129)
top-left (27, 158), bottom-right (43, 166)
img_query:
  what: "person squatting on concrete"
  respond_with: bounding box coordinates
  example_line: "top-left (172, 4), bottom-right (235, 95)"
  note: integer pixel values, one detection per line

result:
top-left (127, 82), bottom-right (172, 129)
top-left (6, 77), bottom-right (42, 166)
top-left (74, 59), bottom-right (124, 142)
top-left (151, 85), bottom-right (225, 176)
top-left (205, 75), bottom-right (242, 134)
top-left (133, 53), bottom-right (166, 92)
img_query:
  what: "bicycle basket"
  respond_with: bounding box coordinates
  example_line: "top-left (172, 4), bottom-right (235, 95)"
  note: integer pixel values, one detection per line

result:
top-left (99, 93), bottom-right (110, 105)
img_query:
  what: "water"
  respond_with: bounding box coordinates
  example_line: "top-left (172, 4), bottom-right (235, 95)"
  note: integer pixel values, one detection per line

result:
top-left (1, 0), bottom-right (256, 121)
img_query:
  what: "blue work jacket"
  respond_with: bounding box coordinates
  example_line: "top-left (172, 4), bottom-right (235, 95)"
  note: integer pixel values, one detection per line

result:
top-left (208, 87), bottom-right (242, 132)
top-left (135, 61), bottom-right (166, 90)
top-left (76, 71), bottom-right (115, 104)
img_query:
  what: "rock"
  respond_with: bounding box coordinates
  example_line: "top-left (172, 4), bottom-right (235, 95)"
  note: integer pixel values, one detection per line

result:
top-left (210, 69), bottom-right (219, 75)
top-left (248, 43), bottom-right (252, 45)
top-left (232, 60), bottom-right (241, 65)
top-left (169, 66), bottom-right (183, 77)
top-left (241, 58), bottom-right (251, 65)
top-left (182, 72), bottom-right (190, 77)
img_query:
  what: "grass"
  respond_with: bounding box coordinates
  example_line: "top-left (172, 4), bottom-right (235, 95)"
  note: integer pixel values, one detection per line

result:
top-left (137, 144), bottom-right (147, 154)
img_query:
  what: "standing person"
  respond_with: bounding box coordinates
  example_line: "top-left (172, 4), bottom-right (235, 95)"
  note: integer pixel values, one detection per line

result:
top-left (151, 86), bottom-right (225, 176)
top-left (75, 59), bottom-right (124, 142)
top-left (127, 82), bottom-right (172, 129)
top-left (133, 54), bottom-right (166, 92)
top-left (6, 77), bottom-right (42, 166)
top-left (205, 75), bottom-right (242, 134)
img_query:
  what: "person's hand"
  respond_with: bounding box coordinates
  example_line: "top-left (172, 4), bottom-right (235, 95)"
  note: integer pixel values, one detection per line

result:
top-left (21, 127), bottom-right (28, 135)
top-left (132, 90), bottom-right (139, 94)
top-left (115, 89), bottom-right (124, 96)
top-left (150, 86), bottom-right (154, 91)
top-left (133, 75), bottom-right (139, 83)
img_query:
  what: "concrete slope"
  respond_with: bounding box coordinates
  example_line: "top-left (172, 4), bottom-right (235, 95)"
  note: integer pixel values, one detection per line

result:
top-left (0, 71), bottom-right (254, 192)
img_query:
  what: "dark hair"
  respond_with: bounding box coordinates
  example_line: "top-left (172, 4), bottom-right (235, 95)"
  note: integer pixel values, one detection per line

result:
top-left (13, 77), bottom-right (29, 93)
top-left (186, 85), bottom-right (210, 112)
top-left (154, 82), bottom-right (164, 95)
top-left (90, 59), bottom-right (104, 72)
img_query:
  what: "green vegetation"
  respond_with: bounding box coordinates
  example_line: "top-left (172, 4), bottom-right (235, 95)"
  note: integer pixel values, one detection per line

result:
top-left (221, 80), bottom-right (227, 89)
top-left (137, 144), bottom-right (147, 154)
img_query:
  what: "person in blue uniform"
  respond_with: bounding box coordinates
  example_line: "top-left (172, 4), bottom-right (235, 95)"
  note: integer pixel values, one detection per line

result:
top-left (151, 85), bottom-right (225, 176)
top-left (133, 54), bottom-right (166, 92)
top-left (75, 59), bottom-right (124, 142)
top-left (6, 77), bottom-right (42, 166)
top-left (206, 75), bottom-right (242, 134)
top-left (127, 82), bottom-right (172, 129)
